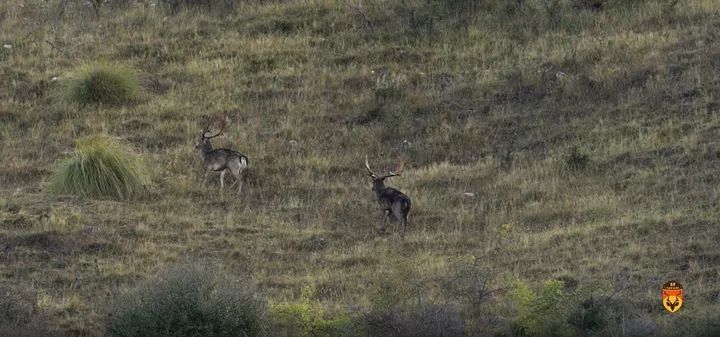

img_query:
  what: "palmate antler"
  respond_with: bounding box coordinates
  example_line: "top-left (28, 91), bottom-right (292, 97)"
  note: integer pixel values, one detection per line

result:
top-left (202, 111), bottom-right (231, 139)
top-left (389, 158), bottom-right (405, 177)
top-left (365, 155), bottom-right (405, 179)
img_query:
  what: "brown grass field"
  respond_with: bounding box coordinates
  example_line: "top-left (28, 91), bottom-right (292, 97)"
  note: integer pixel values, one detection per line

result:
top-left (1, 0), bottom-right (719, 336)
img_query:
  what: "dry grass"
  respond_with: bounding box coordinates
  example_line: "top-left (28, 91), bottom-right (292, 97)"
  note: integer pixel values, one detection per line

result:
top-left (1, 0), bottom-right (719, 336)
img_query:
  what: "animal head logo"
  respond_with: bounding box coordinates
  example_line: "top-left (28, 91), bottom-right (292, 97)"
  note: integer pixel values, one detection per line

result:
top-left (662, 281), bottom-right (683, 313)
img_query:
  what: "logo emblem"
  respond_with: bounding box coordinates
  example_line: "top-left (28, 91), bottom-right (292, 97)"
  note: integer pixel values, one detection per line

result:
top-left (662, 281), bottom-right (683, 313)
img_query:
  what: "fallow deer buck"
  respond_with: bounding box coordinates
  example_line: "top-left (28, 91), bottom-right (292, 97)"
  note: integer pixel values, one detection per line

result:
top-left (195, 112), bottom-right (249, 193)
top-left (365, 155), bottom-right (412, 237)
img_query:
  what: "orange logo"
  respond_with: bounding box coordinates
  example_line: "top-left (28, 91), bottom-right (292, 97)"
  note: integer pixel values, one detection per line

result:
top-left (662, 281), bottom-right (683, 313)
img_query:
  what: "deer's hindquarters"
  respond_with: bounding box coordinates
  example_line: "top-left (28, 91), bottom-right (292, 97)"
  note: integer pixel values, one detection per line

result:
top-left (225, 153), bottom-right (248, 171)
top-left (392, 196), bottom-right (411, 222)
top-left (200, 148), bottom-right (248, 192)
top-left (378, 195), bottom-right (411, 222)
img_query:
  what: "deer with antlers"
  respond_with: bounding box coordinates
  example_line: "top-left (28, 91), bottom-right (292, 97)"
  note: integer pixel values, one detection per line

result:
top-left (195, 112), bottom-right (249, 193)
top-left (365, 155), bottom-right (412, 237)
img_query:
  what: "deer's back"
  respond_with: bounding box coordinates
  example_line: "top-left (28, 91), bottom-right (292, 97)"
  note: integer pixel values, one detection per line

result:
top-left (204, 148), bottom-right (248, 171)
top-left (377, 187), bottom-right (410, 209)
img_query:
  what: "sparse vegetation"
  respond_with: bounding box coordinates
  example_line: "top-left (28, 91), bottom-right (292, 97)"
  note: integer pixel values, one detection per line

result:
top-left (0, 285), bottom-right (56, 337)
top-left (1, 0), bottom-right (719, 336)
top-left (359, 303), bottom-right (467, 337)
top-left (158, 0), bottom-right (238, 15)
top-left (50, 135), bottom-right (149, 199)
top-left (60, 64), bottom-right (141, 106)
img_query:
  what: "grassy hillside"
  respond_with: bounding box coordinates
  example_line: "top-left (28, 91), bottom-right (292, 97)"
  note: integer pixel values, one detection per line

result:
top-left (1, 0), bottom-right (719, 336)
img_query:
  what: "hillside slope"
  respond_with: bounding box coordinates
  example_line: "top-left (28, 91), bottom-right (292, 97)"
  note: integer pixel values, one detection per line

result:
top-left (1, 0), bottom-right (719, 336)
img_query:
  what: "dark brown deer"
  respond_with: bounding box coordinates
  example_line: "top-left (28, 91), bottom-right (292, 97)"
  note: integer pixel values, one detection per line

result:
top-left (195, 112), bottom-right (249, 193)
top-left (365, 155), bottom-right (412, 237)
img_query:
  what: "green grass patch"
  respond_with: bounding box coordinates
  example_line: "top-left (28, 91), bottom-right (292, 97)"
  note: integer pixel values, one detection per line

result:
top-left (271, 286), bottom-right (352, 337)
top-left (49, 135), bottom-right (149, 199)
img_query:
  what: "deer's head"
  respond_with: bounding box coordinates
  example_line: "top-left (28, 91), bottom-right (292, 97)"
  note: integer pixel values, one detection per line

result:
top-left (364, 155), bottom-right (405, 191)
top-left (196, 111), bottom-right (231, 151)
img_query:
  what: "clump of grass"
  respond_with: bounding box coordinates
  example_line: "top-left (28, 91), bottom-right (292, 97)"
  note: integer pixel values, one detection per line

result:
top-left (108, 264), bottom-right (268, 337)
top-left (564, 146), bottom-right (590, 171)
top-left (50, 135), bottom-right (149, 199)
top-left (374, 72), bottom-right (407, 104)
top-left (61, 64), bottom-right (141, 106)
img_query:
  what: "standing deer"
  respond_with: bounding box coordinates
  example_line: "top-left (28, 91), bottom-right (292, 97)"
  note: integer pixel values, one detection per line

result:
top-left (195, 112), bottom-right (249, 193)
top-left (365, 155), bottom-right (412, 237)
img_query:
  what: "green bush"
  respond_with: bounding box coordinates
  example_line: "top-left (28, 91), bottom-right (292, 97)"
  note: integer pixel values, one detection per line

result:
top-left (108, 264), bottom-right (268, 337)
top-left (508, 279), bottom-right (574, 337)
top-left (50, 135), bottom-right (149, 199)
top-left (61, 64), bottom-right (141, 106)
top-left (270, 286), bottom-right (352, 337)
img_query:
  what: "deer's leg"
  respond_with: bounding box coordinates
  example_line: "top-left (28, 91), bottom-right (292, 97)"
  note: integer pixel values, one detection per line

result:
top-left (227, 162), bottom-right (243, 194)
top-left (202, 168), bottom-right (211, 187)
top-left (392, 203), bottom-right (407, 238)
top-left (220, 170), bottom-right (226, 189)
top-left (377, 209), bottom-right (389, 234)
top-left (231, 169), bottom-right (243, 194)
top-left (401, 214), bottom-right (409, 238)
top-left (238, 172), bottom-right (243, 194)
top-left (227, 159), bottom-right (244, 193)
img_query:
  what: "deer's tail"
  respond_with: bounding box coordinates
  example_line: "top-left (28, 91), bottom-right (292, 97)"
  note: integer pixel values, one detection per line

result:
top-left (400, 197), bottom-right (411, 214)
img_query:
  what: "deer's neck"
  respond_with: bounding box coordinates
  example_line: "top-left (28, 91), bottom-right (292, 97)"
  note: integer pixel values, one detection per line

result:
top-left (372, 180), bottom-right (387, 197)
top-left (200, 141), bottom-right (214, 155)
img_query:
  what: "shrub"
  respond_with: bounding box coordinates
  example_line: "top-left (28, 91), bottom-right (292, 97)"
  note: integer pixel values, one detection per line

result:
top-left (440, 260), bottom-right (491, 317)
top-left (357, 268), bottom-right (466, 337)
top-left (108, 264), bottom-right (268, 337)
top-left (270, 286), bottom-right (352, 337)
top-left (359, 303), bottom-right (466, 337)
top-left (508, 279), bottom-right (574, 337)
top-left (565, 290), bottom-right (666, 337)
top-left (566, 296), bottom-right (611, 332)
top-left (61, 64), bottom-right (141, 106)
top-left (50, 135), bottom-right (149, 199)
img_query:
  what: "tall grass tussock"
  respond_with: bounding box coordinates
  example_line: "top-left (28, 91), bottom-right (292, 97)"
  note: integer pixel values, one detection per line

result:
top-left (50, 135), bottom-right (149, 199)
top-left (60, 64), bottom-right (141, 106)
